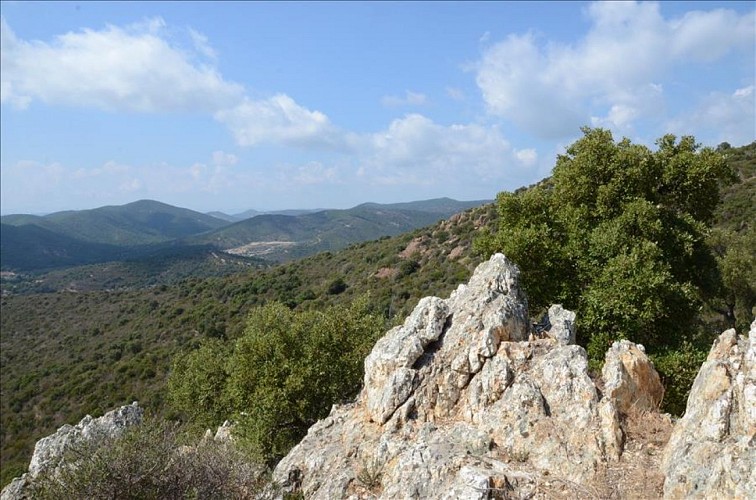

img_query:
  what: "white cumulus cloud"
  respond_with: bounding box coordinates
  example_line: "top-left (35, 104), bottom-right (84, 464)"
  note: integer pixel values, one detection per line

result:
top-left (0, 16), bottom-right (243, 112)
top-left (357, 114), bottom-right (536, 188)
top-left (669, 8), bottom-right (755, 62)
top-left (475, 1), bottom-right (755, 139)
top-left (215, 94), bottom-right (347, 149)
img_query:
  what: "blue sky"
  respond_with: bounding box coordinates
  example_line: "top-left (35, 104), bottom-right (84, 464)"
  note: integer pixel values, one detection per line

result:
top-left (1, 1), bottom-right (753, 215)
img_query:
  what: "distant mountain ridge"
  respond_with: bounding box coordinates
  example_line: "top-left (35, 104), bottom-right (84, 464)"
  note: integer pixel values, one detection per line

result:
top-left (2, 200), bottom-right (229, 246)
top-left (1, 197), bottom-right (491, 272)
top-left (205, 200), bottom-right (474, 223)
top-left (189, 198), bottom-right (489, 261)
top-left (206, 208), bottom-right (326, 222)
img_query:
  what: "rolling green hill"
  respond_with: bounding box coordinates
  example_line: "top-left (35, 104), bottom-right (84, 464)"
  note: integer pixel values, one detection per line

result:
top-left (2, 200), bottom-right (230, 246)
top-left (1, 198), bottom-right (489, 275)
top-left (192, 198), bottom-right (489, 261)
top-left (0, 223), bottom-right (126, 271)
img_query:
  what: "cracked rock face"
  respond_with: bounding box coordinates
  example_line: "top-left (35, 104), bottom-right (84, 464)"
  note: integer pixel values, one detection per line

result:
top-left (542, 304), bottom-right (576, 345)
top-left (1, 402), bottom-right (143, 500)
top-left (28, 402), bottom-right (143, 478)
top-left (602, 340), bottom-right (665, 415)
top-left (273, 254), bottom-right (630, 499)
top-left (661, 321), bottom-right (756, 499)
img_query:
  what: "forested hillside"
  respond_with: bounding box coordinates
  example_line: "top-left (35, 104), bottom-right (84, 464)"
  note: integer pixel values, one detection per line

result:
top-left (0, 202), bottom-right (494, 486)
top-left (1, 136), bottom-right (752, 488)
top-left (1, 198), bottom-right (486, 276)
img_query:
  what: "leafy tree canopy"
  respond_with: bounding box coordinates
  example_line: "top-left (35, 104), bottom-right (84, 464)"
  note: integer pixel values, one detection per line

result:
top-left (169, 296), bottom-right (384, 463)
top-left (477, 128), bottom-right (733, 361)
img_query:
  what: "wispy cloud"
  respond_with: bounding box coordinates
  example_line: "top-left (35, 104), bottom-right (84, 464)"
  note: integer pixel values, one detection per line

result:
top-left (188, 28), bottom-right (217, 60)
top-left (211, 151), bottom-right (238, 167)
top-left (445, 87), bottom-right (466, 101)
top-left (666, 85), bottom-right (755, 146)
top-left (381, 90), bottom-right (428, 108)
top-left (287, 162), bottom-right (341, 186)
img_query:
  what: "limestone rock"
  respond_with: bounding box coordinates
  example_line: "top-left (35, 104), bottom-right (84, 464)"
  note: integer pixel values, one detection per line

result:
top-left (1, 402), bottom-right (143, 500)
top-left (661, 322), bottom-right (756, 499)
top-left (598, 399), bottom-right (623, 461)
top-left (273, 254), bottom-right (622, 499)
top-left (28, 401), bottom-right (143, 478)
top-left (214, 420), bottom-right (234, 442)
top-left (602, 340), bottom-right (665, 414)
top-left (0, 477), bottom-right (29, 500)
top-left (541, 304), bottom-right (576, 345)
top-left (364, 297), bottom-right (450, 424)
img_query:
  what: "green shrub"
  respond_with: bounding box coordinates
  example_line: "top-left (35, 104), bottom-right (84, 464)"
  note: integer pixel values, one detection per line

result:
top-left (651, 341), bottom-right (708, 416)
top-left (478, 129), bottom-right (731, 355)
top-left (167, 339), bottom-right (231, 431)
top-left (228, 298), bottom-right (384, 463)
top-left (326, 277), bottom-right (347, 295)
top-left (169, 298), bottom-right (384, 464)
top-left (399, 259), bottom-right (421, 277)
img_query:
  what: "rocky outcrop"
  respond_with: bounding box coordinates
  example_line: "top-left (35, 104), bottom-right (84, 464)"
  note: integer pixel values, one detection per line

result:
top-left (273, 254), bottom-right (654, 499)
top-left (661, 321), bottom-right (756, 499)
top-left (7, 252), bottom-right (752, 498)
top-left (602, 340), bottom-right (665, 415)
top-left (213, 420), bottom-right (235, 443)
top-left (1, 402), bottom-right (143, 500)
top-left (540, 304), bottom-right (576, 345)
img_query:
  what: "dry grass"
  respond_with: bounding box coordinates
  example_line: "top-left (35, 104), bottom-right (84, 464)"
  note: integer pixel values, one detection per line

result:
top-left (591, 407), bottom-right (673, 499)
top-left (480, 406), bottom-right (673, 499)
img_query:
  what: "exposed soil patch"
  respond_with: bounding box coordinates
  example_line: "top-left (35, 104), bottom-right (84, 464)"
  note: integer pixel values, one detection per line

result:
top-left (374, 267), bottom-right (398, 279)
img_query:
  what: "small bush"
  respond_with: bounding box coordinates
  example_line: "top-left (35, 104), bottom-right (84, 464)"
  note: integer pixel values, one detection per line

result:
top-left (651, 341), bottom-right (708, 416)
top-left (398, 259), bottom-right (420, 277)
top-left (356, 455), bottom-right (383, 491)
top-left (30, 416), bottom-right (269, 500)
top-left (326, 277), bottom-right (347, 295)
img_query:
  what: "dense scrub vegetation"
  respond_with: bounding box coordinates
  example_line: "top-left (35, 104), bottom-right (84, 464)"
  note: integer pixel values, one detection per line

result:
top-left (1, 134), bottom-right (752, 489)
top-left (1, 245), bottom-right (265, 294)
top-left (1, 204), bottom-right (489, 487)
